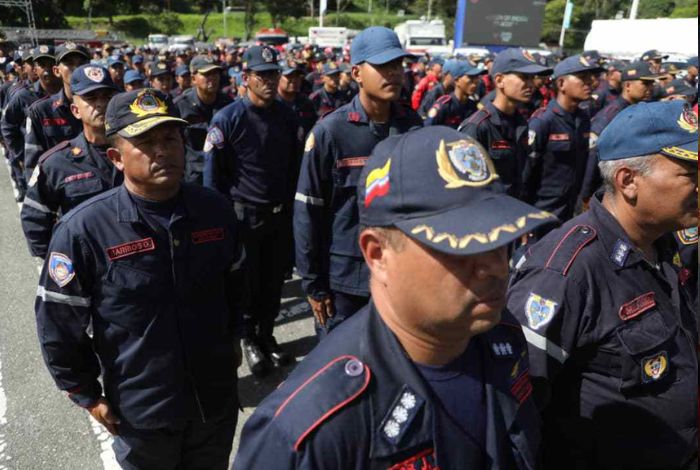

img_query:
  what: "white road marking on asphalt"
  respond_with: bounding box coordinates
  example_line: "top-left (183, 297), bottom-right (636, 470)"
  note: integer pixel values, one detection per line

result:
top-left (88, 417), bottom-right (119, 470)
top-left (0, 359), bottom-right (10, 470)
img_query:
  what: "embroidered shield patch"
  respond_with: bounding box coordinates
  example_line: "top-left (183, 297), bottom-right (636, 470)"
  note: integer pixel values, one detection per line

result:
top-left (525, 293), bottom-right (558, 330)
top-left (48, 252), bottom-right (76, 287)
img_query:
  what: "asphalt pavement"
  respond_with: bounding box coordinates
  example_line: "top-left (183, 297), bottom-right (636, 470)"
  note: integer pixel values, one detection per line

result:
top-left (0, 150), bottom-right (316, 469)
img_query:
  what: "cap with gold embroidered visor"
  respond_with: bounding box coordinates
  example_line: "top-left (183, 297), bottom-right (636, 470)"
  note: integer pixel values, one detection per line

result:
top-left (104, 89), bottom-right (187, 138)
top-left (358, 126), bottom-right (559, 255)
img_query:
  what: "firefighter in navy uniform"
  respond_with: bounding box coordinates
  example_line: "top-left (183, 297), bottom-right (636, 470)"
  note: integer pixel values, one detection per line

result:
top-left (294, 27), bottom-right (422, 339)
top-left (174, 55), bottom-right (232, 185)
top-left (523, 55), bottom-right (604, 226)
top-left (1, 45), bottom-right (62, 201)
top-left (581, 61), bottom-right (661, 203)
top-left (309, 62), bottom-right (349, 118)
top-left (423, 62), bottom-right (484, 129)
top-left (203, 45), bottom-right (302, 377)
top-left (35, 88), bottom-right (244, 470)
top-left (234, 127), bottom-right (556, 470)
top-left (416, 60), bottom-right (456, 119)
top-left (507, 101), bottom-right (698, 469)
top-left (277, 63), bottom-right (317, 138)
top-left (21, 64), bottom-right (120, 259)
top-left (459, 48), bottom-right (552, 199)
top-left (23, 42), bottom-right (90, 181)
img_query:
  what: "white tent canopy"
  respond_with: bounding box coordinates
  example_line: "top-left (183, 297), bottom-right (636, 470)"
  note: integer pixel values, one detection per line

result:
top-left (584, 18), bottom-right (698, 60)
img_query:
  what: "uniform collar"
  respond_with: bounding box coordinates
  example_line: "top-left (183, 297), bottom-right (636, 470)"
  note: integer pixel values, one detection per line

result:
top-left (116, 183), bottom-right (190, 224)
top-left (346, 94), bottom-right (408, 125)
top-left (589, 194), bottom-right (671, 271)
top-left (362, 303), bottom-right (534, 465)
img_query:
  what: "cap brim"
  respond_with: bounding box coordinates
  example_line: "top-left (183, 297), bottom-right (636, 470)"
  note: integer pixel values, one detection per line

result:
top-left (498, 64), bottom-right (553, 76)
top-left (362, 48), bottom-right (413, 66)
top-left (394, 195), bottom-right (558, 256)
top-left (74, 84), bottom-right (118, 96)
top-left (193, 64), bottom-right (222, 73)
top-left (117, 116), bottom-right (188, 138)
top-left (660, 139), bottom-right (698, 162)
top-left (59, 50), bottom-right (89, 62)
top-left (247, 63), bottom-right (281, 72)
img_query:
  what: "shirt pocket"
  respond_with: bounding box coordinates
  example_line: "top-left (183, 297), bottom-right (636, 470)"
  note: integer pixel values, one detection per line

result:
top-left (615, 310), bottom-right (677, 393)
top-left (98, 263), bottom-right (161, 335)
top-left (545, 139), bottom-right (572, 154)
top-left (64, 176), bottom-right (105, 199)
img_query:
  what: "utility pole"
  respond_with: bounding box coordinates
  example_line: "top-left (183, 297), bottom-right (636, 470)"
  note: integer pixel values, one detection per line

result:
top-left (629, 0), bottom-right (640, 19)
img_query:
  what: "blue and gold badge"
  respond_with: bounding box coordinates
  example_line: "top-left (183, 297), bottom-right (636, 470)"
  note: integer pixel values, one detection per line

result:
top-left (436, 139), bottom-right (497, 188)
top-left (641, 352), bottom-right (669, 383)
top-left (525, 293), bottom-right (558, 330)
top-left (48, 252), bottom-right (75, 288)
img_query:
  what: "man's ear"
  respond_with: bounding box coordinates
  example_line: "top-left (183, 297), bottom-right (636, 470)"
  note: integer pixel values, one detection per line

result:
top-left (69, 102), bottom-right (81, 120)
top-left (359, 228), bottom-right (389, 285)
top-left (616, 166), bottom-right (640, 202)
top-left (52, 64), bottom-right (61, 79)
top-left (106, 146), bottom-right (125, 172)
top-left (351, 64), bottom-right (362, 87)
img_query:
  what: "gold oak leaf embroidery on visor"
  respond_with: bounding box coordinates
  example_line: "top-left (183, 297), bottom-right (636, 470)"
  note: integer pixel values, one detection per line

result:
top-left (410, 211), bottom-right (554, 249)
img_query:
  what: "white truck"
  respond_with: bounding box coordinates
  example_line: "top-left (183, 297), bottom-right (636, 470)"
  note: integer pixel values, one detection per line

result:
top-left (584, 18), bottom-right (697, 60)
top-left (394, 19), bottom-right (452, 55)
top-left (308, 27), bottom-right (349, 49)
top-left (146, 34), bottom-right (169, 51)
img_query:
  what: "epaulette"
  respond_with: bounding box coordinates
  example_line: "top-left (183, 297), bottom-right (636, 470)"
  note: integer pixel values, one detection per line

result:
top-left (273, 355), bottom-right (371, 451)
top-left (530, 107), bottom-right (547, 119)
top-left (676, 227), bottom-right (698, 245)
top-left (38, 140), bottom-right (71, 164)
top-left (434, 94), bottom-right (451, 107)
top-left (543, 224), bottom-right (597, 276)
top-left (466, 108), bottom-right (491, 126)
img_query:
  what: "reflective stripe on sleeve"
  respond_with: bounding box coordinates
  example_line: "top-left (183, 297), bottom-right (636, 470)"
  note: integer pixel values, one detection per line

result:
top-left (37, 286), bottom-right (91, 307)
top-left (25, 143), bottom-right (43, 152)
top-left (295, 192), bottom-right (325, 207)
top-left (521, 326), bottom-right (569, 363)
top-left (23, 197), bottom-right (55, 214)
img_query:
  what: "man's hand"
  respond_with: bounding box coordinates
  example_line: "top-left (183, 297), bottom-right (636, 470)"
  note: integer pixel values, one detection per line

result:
top-left (87, 398), bottom-right (120, 436)
top-left (307, 295), bottom-right (335, 327)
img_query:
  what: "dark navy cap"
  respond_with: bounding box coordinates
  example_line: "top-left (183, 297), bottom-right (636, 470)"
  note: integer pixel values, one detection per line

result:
top-left (620, 61), bottom-right (660, 81)
top-left (242, 45), bottom-right (280, 72)
top-left (175, 64), bottom-right (190, 77)
top-left (281, 63), bottom-right (304, 76)
top-left (5, 63), bottom-right (15, 74)
top-left (189, 55), bottom-right (221, 74)
top-left (582, 50), bottom-right (604, 65)
top-left (132, 54), bottom-right (144, 64)
top-left (552, 54), bottom-right (604, 79)
top-left (70, 64), bottom-right (118, 96)
top-left (339, 62), bottom-right (352, 73)
top-left (358, 126), bottom-right (557, 255)
top-left (663, 79), bottom-right (697, 99)
top-left (687, 56), bottom-right (698, 68)
top-left (451, 61), bottom-right (486, 78)
top-left (491, 48), bottom-right (552, 75)
top-left (640, 49), bottom-right (668, 61)
top-left (105, 89), bottom-right (187, 138)
top-left (428, 57), bottom-right (445, 67)
top-left (658, 63), bottom-right (681, 76)
top-left (107, 56), bottom-right (125, 67)
top-left (598, 101), bottom-right (697, 163)
top-left (150, 61), bottom-right (171, 77)
top-left (13, 51), bottom-right (23, 63)
top-left (350, 26), bottom-right (412, 66)
top-left (606, 60), bottom-right (627, 71)
top-left (321, 62), bottom-right (341, 76)
top-left (56, 42), bottom-right (90, 63)
top-left (32, 45), bottom-right (55, 61)
top-left (123, 70), bottom-right (145, 84)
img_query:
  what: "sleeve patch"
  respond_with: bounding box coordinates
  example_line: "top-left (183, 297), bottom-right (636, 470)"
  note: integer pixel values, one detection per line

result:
top-left (203, 125), bottom-right (224, 152)
top-left (48, 252), bottom-right (76, 287)
top-left (525, 293), bottom-right (559, 330)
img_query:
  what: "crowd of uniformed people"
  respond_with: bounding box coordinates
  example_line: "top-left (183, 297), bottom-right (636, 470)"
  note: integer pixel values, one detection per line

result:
top-left (0, 24), bottom-right (697, 469)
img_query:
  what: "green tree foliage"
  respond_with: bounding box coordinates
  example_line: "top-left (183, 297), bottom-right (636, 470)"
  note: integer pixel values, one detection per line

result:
top-left (262, 0), bottom-right (306, 27)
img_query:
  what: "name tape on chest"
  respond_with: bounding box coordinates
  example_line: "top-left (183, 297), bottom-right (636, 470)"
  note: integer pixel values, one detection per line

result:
top-left (106, 237), bottom-right (156, 261)
top-left (63, 171), bottom-right (95, 184)
top-left (619, 292), bottom-right (656, 321)
top-left (192, 228), bottom-right (225, 244)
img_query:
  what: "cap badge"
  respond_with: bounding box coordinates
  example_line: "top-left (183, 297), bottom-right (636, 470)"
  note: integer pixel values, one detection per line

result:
top-left (522, 50), bottom-right (535, 63)
top-left (579, 56), bottom-right (591, 67)
top-left (626, 69), bottom-right (637, 76)
top-left (677, 106), bottom-right (698, 133)
top-left (157, 62), bottom-right (167, 70)
top-left (364, 158), bottom-right (391, 208)
top-left (437, 139), bottom-right (497, 188)
top-left (83, 66), bottom-right (105, 83)
top-left (64, 42), bottom-right (76, 50)
top-left (39, 45), bottom-right (49, 54)
top-left (129, 90), bottom-right (168, 118)
top-left (262, 47), bottom-right (274, 63)
top-left (329, 62), bottom-right (337, 69)
top-left (641, 352), bottom-right (668, 383)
